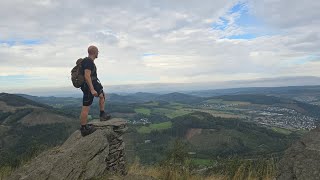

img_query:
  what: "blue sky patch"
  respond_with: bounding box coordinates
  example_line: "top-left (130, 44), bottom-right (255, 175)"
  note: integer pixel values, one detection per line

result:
top-left (21, 39), bottom-right (42, 45)
top-left (0, 39), bottom-right (42, 46)
top-left (230, 2), bottom-right (245, 14)
top-left (236, 11), bottom-right (261, 27)
top-left (0, 40), bottom-right (16, 46)
top-left (291, 55), bottom-right (320, 65)
top-left (0, 75), bottom-right (30, 80)
top-left (230, 2), bottom-right (262, 28)
top-left (227, 34), bottom-right (257, 40)
top-left (142, 53), bottom-right (157, 57)
top-left (213, 1), bottom-right (271, 40)
top-left (212, 17), bottom-right (228, 30)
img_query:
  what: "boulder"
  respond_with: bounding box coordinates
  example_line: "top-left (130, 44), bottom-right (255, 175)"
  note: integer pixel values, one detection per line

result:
top-left (8, 118), bottom-right (128, 180)
top-left (277, 127), bottom-right (320, 180)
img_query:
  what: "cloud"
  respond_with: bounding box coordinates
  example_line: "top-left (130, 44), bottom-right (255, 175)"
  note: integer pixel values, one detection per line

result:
top-left (248, 0), bottom-right (320, 29)
top-left (0, 0), bottom-right (319, 91)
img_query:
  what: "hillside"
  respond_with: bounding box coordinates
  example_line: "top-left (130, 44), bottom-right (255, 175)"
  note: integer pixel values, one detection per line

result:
top-left (0, 93), bottom-right (78, 168)
top-left (155, 92), bottom-right (205, 104)
top-left (126, 111), bottom-right (301, 165)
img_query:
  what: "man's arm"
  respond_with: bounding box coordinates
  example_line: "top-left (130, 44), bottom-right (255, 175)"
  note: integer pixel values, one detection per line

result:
top-left (84, 69), bottom-right (98, 96)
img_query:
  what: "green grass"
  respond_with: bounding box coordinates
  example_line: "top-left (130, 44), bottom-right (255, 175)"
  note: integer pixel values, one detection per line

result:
top-left (295, 129), bottom-right (309, 136)
top-left (166, 109), bottom-right (192, 118)
top-left (152, 108), bottom-right (173, 114)
top-left (0, 166), bottom-right (13, 180)
top-left (187, 108), bottom-right (247, 119)
top-left (271, 127), bottom-right (292, 135)
top-left (190, 158), bottom-right (212, 166)
top-left (151, 107), bottom-right (191, 119)
top-left (137, 121), bottom-right (172, 133)
top-left (204, 99), bottom-right (251, 105)
top-left (204, 99), bottom-right (224, 104)
top-left (143, 101), bottom-right (159, 106)
top-left (134, 108), bottom-right (151, 115)
top-left (166, 102), bottom-right (187, 108)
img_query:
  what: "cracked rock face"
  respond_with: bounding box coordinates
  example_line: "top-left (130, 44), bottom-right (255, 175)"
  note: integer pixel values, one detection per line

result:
top-left (277, 127), bottom-right (320, 180)
top-left (8, 118), bottom-right (128, 180)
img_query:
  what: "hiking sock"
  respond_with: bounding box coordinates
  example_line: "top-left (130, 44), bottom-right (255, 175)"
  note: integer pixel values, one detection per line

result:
top-left (100, 111), bottom-right (105, 117)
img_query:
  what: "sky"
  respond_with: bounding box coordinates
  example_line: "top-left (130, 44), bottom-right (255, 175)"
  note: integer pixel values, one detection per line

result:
top-left (1, 0), bottom-right (320, 92)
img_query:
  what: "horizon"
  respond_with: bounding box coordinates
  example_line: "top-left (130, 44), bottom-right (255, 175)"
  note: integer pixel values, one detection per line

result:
top-left (1, 0), bottom-right (320, 91)
top-left (2, 76), bottom-right (320, 97)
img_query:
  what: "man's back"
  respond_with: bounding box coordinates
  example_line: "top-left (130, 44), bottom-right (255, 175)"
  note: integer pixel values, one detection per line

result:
top-left (81, 57), bottom-right (98, 82)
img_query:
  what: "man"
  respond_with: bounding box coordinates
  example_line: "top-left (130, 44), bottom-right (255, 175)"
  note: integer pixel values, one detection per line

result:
top-left (80, 45), bottom-right (111, 136)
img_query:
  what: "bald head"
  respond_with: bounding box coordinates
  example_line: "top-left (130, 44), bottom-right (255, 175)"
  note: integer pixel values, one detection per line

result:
top-left (88, 45), bottom-right (98, 55)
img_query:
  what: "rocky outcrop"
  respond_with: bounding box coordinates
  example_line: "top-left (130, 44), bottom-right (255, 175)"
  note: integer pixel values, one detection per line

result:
top-left (8, 118), bottom-right (128, 180)
top-left (277, 127), bottom-right (320, 180)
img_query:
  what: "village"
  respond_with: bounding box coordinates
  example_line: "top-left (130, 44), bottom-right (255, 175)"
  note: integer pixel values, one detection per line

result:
top-left (199, 103), bottom-right (318, 130)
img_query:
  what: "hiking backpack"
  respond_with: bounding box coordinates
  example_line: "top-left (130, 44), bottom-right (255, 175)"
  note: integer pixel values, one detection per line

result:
top-left (71, 58), bottom-right (85, 88)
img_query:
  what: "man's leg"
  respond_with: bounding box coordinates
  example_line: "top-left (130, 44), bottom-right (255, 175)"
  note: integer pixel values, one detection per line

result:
top-left (99, 92), bottom-right (105, 112)
top-left (80, 83), bottom-right (96, 136)
top-left (98, 91), bottom-right (111, 121)
top-left (80, 105), bottom-right (90, 126)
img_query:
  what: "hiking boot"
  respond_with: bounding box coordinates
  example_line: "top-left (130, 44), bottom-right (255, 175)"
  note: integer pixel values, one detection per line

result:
top-left (100, 112), bottom-right (111, 121)
top-left (80, 124), bottom-right (97, 137)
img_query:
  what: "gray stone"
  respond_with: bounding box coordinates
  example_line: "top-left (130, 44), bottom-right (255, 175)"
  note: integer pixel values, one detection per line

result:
top-left (277, 127), bottom-right (320, 180)
top-left (8, 119), bottom-right (128, 180)
top-left (110, 142), bottom-right (125, 154)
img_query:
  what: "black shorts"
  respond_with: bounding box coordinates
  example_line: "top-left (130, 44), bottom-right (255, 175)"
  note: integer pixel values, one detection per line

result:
top-left (81, 80), bottom-right (104, 106)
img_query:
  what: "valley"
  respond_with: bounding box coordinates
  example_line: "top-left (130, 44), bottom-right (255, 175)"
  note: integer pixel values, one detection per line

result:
top-left (1, 85), bottom-right (320, 178)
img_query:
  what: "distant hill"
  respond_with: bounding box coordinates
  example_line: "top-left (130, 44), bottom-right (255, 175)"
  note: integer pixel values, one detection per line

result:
top-left (18, 92), bottom-right (159, 105)
top-left (216, 94), bottom-right (293, 105)
top-left (109, 92), bottom-right (203, 104)
top-left (18, 91), bottom-right (204, 105)
top-left (108, 93), bottom-right (158, 103)
top-left (1, 93), bottom-right (51, 108)
top-left (155, 92), bottom-right (205, 104)
top-left (17, 94), bottom-right (81, 108)
top-left (1, 93), bottom-right (75, 126)
top-left (185, 85), bottom-right (320, 98)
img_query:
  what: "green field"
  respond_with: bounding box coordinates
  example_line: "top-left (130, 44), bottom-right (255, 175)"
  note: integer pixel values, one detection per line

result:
top-left (204, 99), bottom-right (251, 105)
top-left (191, 158), bottom-right (212, 166)
top-left (166, 102), bottom-right (187, 108)
top-left (271, 127), bottom-right (292, 135)
top-left (143, 101), bottom-right (159, 106)
top-left (186, 108), bottom-right (247, 119)
top-left (134, 108), bottom-right (151, 115)
top-left (137, 121), bottom-right (172, 133)
top-left (152, 108), bottom-right (191, 118)
top-left (167, 109), bottom-right (192, 118)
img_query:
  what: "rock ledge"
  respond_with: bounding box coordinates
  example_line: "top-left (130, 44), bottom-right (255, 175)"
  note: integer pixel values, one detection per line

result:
top-left (8, 118), bottom-right (128, 180)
